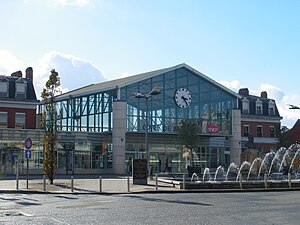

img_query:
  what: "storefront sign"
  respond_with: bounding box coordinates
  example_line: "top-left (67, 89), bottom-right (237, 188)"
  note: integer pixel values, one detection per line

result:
top-left (207, 124), bottom-right (219, 134)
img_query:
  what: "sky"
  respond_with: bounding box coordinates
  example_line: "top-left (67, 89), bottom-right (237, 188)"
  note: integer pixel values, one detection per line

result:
top-left (0, 0), bottom-right (300, 128)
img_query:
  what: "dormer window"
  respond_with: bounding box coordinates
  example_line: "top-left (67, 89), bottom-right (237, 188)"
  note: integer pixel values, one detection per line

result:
top-left (256, 98), bottom-right (262, 114)
top-left (268, 100), bottom-right (275, 116)
top-left (15, 78), bottom-right (27, 99)
top-left (0, 76), bottom-right (9, 98)
top-left (242, 98), bottom-right (249, 114)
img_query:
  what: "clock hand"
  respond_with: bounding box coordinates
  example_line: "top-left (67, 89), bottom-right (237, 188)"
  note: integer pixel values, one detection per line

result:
top-left (181, 96), bottom-right (189, 106)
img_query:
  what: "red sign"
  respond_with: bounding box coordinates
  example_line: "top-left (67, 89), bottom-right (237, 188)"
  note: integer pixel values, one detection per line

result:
top-left (207, 124), bottom-right (219, 134)
top-left (25, 137), bottom-right (32, 149)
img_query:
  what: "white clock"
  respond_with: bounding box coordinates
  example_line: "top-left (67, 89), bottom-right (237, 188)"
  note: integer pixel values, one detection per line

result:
top-left (174, 88), bottom-right (192, 108)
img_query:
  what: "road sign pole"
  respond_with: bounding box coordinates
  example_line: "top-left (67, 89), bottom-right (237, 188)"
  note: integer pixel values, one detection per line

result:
top-left (24, 137), bottom-right (32, 190)
top-left (26, 158), bottom-right (29, 189)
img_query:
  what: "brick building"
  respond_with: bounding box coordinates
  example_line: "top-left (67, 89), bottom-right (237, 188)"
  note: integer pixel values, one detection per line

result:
top-left (238, 88), bottom-right (282, 161)
top-left (0, 67), bottom-right (39, 129)
top-left (0, 67), bottom-right (42, 175)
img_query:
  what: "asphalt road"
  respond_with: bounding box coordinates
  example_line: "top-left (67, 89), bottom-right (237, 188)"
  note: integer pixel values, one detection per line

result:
top-left (0, 191), bottom-right (299, 225)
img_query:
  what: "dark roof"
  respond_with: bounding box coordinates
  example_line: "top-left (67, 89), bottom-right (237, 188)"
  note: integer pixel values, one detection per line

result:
top-left (238, 92), bottom-right (281, 118)
top-left (0, 75), bottom-right (38, 102)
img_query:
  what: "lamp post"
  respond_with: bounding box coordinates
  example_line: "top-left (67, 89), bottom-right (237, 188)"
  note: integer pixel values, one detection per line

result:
top-left (134, 86), bottom-right (161, 176)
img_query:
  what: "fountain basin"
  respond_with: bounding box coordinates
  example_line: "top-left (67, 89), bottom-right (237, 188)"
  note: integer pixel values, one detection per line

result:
top-left (181, 180), bottom-right (300, 189)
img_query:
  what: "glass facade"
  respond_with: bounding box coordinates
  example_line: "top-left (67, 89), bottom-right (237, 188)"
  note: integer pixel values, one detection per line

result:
top-left (56, 91), bottom-right (117, 132)
top-left (122, 67), bottom-right (237, 172)
top-left (36, 65), bottom-right (239, 174)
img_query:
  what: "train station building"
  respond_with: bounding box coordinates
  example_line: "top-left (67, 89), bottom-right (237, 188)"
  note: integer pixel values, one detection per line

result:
top-left (1, 64), bottom-right (282, 175)
top-left (44, 63), bottom-right (242, 175)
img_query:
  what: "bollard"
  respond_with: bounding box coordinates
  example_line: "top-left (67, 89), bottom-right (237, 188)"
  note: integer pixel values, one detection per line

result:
top-left (239, 173), bottom-right (243, 189)
top-left (155, 174), bottom-right (158, 190)
top-left (264, 173), bottom-right (268, 189)
top-left (99, 176), bottom-right (102, 193)
top-left (71, 176), bottom-right (74, 192)
top-left (288, 173), bottom-right (292, 188)
top-left (127, 176), bottom-right (130, 192)
top-left (16, 161), bottom-right (19, 190)
top-left (183, 174), bottom-right (186, 190)
top-left (43, 175), bottom-right (46, 191)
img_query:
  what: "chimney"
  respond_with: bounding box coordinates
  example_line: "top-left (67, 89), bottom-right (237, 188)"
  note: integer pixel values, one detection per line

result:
top-left (261, 91), bottom-right (268, 98)
top-left (25, 67), bottom-right (33, 81)
top-left (238, 88), bottom-right (249, 96)
top-left (11, 71), bottom-right (22, 78)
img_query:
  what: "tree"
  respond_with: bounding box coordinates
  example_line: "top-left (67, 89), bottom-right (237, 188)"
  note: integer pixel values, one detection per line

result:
top-left (41, 69), bottom-right (61, 185)
top-left (178, 119), bottom-right (198, 164)
top-left (275, 124), bottom-right (290, 149)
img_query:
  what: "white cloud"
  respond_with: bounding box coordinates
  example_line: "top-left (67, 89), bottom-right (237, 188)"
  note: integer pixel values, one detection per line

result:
top-left (35, 51), bottom-right (106, 97)
top-left (219, 80), bottom-right (242, 91)
top-left (0, 50), bottom-right (25, 75)
top-left (54, 0), bottom-right (93, 7)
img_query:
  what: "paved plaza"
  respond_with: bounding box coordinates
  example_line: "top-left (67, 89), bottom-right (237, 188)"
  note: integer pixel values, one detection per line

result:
top-left (0, 175), bottom-right (179, 194)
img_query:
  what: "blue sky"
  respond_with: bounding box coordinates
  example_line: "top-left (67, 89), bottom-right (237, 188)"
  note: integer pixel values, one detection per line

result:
top-left (0, 0), bottom-right (300, 128)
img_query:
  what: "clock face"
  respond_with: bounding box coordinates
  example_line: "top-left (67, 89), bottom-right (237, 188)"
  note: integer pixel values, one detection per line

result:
top-left (174, 88), bottom-right (192, 108)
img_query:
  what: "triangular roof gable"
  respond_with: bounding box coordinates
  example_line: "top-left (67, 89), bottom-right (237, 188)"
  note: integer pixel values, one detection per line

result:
top-left (56, 63), bottom-right (241, 100)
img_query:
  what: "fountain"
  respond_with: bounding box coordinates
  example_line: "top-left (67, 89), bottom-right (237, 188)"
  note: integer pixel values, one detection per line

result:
top-left (257, 152), bottom-right (275, 179)
top-left (278, 150), bottom-right (291, 174)
top-left (225, 162), bottom-right (238, 181)
top-left (214, 165), bottom-right (225, 181)
top-left (247, 158), bottom-right (262, 180)
top-left (268, 147), bottom-right (286, 176)
top-left (191, 173), bottom-right (199, 182)
top-left (202, 167), bottom-right (211, 181)
top-left (289, 149), bottom-right (300, 175)
top-left (236, 161), bottom-right (251, 181)
top-left (170, 144), bottom-right (300, 190)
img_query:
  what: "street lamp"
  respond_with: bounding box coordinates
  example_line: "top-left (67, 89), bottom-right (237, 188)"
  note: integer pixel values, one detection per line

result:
top-left (133, 86), bottom-right (161, 176)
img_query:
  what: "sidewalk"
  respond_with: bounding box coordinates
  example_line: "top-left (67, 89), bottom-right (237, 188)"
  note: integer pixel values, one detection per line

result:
top-left (0, 175), bottom-right (179, 194)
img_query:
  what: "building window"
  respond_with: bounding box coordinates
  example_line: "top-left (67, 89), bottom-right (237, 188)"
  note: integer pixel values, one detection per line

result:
top-left (16, 112), bottom-right (26, 129)
top-left (243, 125), bottom-right (249, 136)
top-left (0, 76), bottom-right (8, 98)
top-left (242, 98), bottom-right (249, 114)
top-left (15, 78), bottom-right (27, 99)
top-left (0, 112), bottom-right (8, 128)
top-left (270, 126), bottom-right (275, 137)
top-left (257, 126), bottom-right (263, 137)
top-left (269, 100), bottom-right (275, 116)
top-left (256, 99), bottom-right (262, 114)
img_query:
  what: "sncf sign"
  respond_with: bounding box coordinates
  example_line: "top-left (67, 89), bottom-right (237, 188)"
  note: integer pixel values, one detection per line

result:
top-left (207, 124), bottom-right (219, 134)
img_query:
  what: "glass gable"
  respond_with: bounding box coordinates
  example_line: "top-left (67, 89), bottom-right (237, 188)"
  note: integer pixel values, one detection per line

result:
top-left (122, 67), bottom-right (237, 135)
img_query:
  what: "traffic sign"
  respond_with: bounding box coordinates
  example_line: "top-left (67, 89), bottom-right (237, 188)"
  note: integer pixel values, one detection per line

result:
top-left (25, 149), bottom-right (31, 159)
top-left (25, 137), bottom-right (32, 149)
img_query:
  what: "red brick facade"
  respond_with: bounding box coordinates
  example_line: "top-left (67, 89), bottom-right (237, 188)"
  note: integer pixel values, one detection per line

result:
top-left (239, 88), bottom-right (282, 154)
top-left (0, 107), bottom-right (36, 129)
